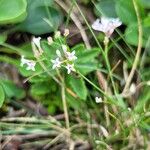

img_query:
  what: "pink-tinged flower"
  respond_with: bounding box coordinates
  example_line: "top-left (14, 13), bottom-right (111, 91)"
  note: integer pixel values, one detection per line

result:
top-left (65, 51), bottom-right (77, 61)
top-left (92, 17), bottom-right (122, 37)
top-left (51, 58), bottom-right (61, 69)
top-left (65, 64), bottom-right (76, 74)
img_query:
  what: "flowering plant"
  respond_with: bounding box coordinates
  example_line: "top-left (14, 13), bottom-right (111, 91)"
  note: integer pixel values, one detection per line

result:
top-left (19, 30), bottom-right (100, 105)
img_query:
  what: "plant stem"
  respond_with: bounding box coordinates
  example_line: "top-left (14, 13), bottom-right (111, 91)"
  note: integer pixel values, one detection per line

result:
top-left (61, 77), bottom-right (70, 129)
top-left (123, 0), bottom-right (143, 93)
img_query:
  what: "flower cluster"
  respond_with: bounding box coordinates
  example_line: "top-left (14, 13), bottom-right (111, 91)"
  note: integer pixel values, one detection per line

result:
top-left (20, 29), bottom-right (76, 74)
top-left (92, 17), bottom-right (122, 38)
top-left (51, 44), bottom-right (77, 74)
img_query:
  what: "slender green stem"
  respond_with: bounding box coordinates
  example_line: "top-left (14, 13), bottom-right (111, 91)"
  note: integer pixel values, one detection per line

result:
top-left (78, 72), bottom-right (106, 96)
top-left (123, 0), bottom-right (143, 93)
top-left (61, 77), bottom-right (70, 129)
top-left (72, 0), bottom-right (118, 95)
top-left (104, 39), bottom-right (117, 95)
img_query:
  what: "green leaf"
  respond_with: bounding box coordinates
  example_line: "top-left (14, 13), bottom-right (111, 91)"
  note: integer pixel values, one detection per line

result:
top-left (17, 0), bottom-right (62, 35)
top-left (0, 0), bottom-right (27, 24)
top-left (125, 23), bottom-right (150, 47)
top-left (139, 0), bottom-right (150, 8)
top-left (0, 34), bottom-right (7, 44)
top-left (94, 0), bottom-right (117, 18)
top-left (1, 80), bottom-right (25, 100)
top-left (0, 85), bottom-right (5, 108)
top-left (144, 16), bottom-right (150, 27)
top-left (76, 48), bottom-right (100, 63)
top-left (30, 82), bottom-right (50, 96)
top-left (116, 0), bottom-right (137, 25)
top-left (68, 76), bottom-right (87, 100)
top-left (75, 61), bottom-right (98, 75)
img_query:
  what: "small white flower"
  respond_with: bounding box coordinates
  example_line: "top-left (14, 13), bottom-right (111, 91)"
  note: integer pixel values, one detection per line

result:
top-left (32, 37), bottom-right (42, 50)
top-left (51, 58), bottom-right (61, 69)
top-left (65, 64), bottom-right (76, 74)
top-left (20, 56), bottom-right (36, 71)
top-left (62, 44), bottom-right (67, 53)
top-left (64, 28), bottom-right (69, 37)
top-left (54, 31), bottom-right (61, 38)
top-left (47, 36), bottom-right (53, 45)
top-left (26, 61), bottom-right (36, 71)
top-left (56, 49), bottom-right (61, 58)
top-left (92, 17), bottom-right (122, 37)
top-left (66, 51), bottom-right (77, 61)
top-left (129, 83), bottom-right (136, 94)
top-left (20, 56), bottom-right (29, 67)
top-left (95, 97), bottom-right (102, 103)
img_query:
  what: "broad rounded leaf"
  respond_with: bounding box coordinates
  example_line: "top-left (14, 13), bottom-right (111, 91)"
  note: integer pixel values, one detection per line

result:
top-left (17, 0), bottom-right (62, 35)
top-left (116, 0), bottom-right (137, 25)
top-left (1, 80), bottom-right (25, 99)
top-left (0, 0), bottom-right (27, 24)
top-left (125, 23), bottom-right (150, 47)
top-left (0, 85), bottom-right (5, 108)
top-left (94, 0), bottom-right (117, 18)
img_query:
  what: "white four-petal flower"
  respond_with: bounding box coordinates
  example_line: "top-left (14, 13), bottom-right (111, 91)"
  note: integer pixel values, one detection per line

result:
top-left (65, 64), bottom-right (76, 74)
top-left (20, 56), bottom-right (36, 71)
top-left (92, 17), bottom-right (122, 37)
top-left (51, 58), bottom-right (61, 69)
top-left (26, 61), bottom-right (36, 71)
top-left (65, 51), bottom-right (77, 61)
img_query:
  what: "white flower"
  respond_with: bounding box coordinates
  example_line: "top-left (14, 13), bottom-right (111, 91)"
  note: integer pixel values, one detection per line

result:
top-left (56, 49), bottom-right (61, 58)
top-left (54, 31), bottom-right (61, 38)
top-left (20, 56), bottom-right (29, 67)
top-left (64, 28), bottom-right (69, 37)
top-left (62, 44), bottom-right (67, 53)
top-left (92, 17), bottom-right (122, 37)
top-left (20, 56), bottom-right (36, 71)
top-left (32, 37), bottom-right (43, 56)
top-left (66, 51), bottom-right (77, 61)
top-left (95, 97), bottom-right (102, 103)
top-left (32, 37), bottom-right (42, 50)
top-left (47, 36), bottom-right (53, 45)
top-left (51, 58), bottom-right (61, 69)
top-left (65, 64), bottom-right (76, 74)
top-left (26, 61), bottom-right (36, 71)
